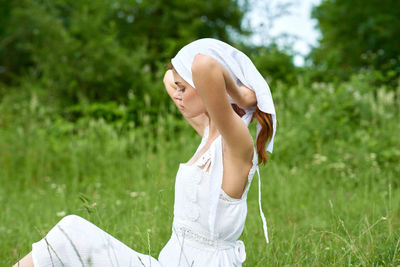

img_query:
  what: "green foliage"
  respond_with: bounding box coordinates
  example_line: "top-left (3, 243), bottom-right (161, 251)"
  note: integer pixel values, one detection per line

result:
top-left (1, 67), bottom-right (399, 265)
top-left (1, 1), bottom-right (399, 264)
top-left (0, 0), bottom-right (305, 131)
top-left (0, 0), bottom-right (303, 119)
top-left (0, 0), bottom-right (248, 106)
top-left (310, 0), bottom-right (400, 84)
top-left (245, 43), bottom-right (297, 86)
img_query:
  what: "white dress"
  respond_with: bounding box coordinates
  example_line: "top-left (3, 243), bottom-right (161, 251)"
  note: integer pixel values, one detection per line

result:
top-left (32, 125), bottom-right (259, 266)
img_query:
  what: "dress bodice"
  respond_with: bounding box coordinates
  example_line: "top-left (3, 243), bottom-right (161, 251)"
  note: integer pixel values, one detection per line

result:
top-left (172, 125), bottom-right (257, 243)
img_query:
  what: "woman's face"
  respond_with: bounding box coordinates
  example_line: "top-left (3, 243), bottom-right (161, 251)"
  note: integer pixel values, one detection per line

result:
top-left (172, 70), bottom-right (206, 118)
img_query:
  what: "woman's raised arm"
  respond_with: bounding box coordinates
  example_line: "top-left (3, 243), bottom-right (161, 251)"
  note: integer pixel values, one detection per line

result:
top-left (191, 54), bottom-right (254, 160)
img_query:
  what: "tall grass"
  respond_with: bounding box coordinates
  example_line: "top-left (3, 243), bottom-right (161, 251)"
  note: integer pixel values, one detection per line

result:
top-left (1, 74), bottom-right (399, 266)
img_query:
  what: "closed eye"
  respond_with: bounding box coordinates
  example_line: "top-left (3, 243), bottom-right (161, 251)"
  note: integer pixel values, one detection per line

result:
top-left (174, 81), bottom-right (185, 92)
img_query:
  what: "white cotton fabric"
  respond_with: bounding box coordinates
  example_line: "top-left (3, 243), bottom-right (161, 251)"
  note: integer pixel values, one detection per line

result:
top-left (159, 125), bottom-right (257, 266)
top-left (31, 125), bottom-right (258, 266)
top-left (171, 38), bottom-right (274, 243)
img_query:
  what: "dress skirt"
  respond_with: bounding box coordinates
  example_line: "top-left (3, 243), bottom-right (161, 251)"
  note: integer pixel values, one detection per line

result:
top-left (32, 215), bottom-right (245, 267)
top-left (32, 215), bottom-right (160, 267)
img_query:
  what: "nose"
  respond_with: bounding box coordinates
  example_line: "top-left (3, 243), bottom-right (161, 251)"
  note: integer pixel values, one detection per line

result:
top-left (173, 89), bottom-right (183, 100)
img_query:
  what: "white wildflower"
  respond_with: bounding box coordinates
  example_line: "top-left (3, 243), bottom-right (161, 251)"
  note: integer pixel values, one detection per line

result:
top-left (312, 154), bottom-right (327, 165)
top-left (56, 211), bottom-right (66, 217)
top-left (56, 184), bottom-right (66, 194)
top-left (330, 162), bottom-right (346, 170)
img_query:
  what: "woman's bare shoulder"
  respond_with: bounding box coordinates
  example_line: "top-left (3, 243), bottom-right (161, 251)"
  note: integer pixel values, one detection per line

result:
top-left (191, 55), bottom-right (254, 160)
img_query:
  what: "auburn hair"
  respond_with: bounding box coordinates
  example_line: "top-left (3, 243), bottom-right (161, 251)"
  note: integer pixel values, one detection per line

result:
top-left (252, 107), bottom-right (273, 165)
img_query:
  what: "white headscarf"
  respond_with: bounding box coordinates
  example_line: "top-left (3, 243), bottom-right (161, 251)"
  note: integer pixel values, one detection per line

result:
top-left (171, 38), bottom-right (275, 243)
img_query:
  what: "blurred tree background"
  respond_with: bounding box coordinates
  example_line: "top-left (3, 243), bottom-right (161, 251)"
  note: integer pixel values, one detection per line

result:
top-left (0, 0), bottom-right (299, 125)
top-left (0, 0), bottom-right (399, 112)
top-left (0, 0), bottom-right (249, 110)
top-left (309, 0), bottom-right (400, 85)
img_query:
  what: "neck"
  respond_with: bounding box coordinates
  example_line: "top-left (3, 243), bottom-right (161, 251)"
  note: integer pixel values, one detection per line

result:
top-left (205, 113), bottom-right (220, 141)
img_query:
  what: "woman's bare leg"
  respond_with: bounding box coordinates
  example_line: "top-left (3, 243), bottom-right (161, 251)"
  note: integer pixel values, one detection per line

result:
top-left (13, 251), bottom-right (33, 267)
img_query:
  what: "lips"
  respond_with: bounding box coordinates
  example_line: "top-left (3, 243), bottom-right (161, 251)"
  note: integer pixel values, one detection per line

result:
top-left (178, 105), bottom-right (184, 110)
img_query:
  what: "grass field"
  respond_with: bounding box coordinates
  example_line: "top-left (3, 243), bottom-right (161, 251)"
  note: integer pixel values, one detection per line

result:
top-left (1, 77), bottom-right (399, 266)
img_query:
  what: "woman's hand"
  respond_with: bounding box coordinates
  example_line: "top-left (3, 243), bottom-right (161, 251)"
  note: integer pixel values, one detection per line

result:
top-left (237, 84), bottom-right (256, 109)
top-left (225, 82), bottom-right (256, 110)
top-left (218, 64), bottom-right (256, 110)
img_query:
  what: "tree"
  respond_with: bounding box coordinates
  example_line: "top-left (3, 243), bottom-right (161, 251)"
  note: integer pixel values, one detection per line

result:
top-left (0, 0), bottom-right (249, 103)
top-left (239, 43), bottom-right (297, 86)
top-left (310, 0), bottom-right (400, 83)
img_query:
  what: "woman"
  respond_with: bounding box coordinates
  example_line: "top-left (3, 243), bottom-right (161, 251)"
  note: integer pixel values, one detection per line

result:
top-left (14, 38), bottom-right (276, 267)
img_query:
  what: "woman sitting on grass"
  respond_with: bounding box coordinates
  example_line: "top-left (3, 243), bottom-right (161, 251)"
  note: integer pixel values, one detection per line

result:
top-left (14, 38), bottom-right (276, 267)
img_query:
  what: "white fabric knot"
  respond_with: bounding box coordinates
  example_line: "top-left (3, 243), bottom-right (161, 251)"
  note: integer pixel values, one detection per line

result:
top-left (234, 240), bottom-right (246, 263)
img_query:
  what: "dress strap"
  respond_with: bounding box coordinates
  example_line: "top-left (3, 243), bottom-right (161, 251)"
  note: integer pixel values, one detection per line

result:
top-left (256, 166), bottom-right (269, 243)
top-left (194, 125), bottom-right (210, 154)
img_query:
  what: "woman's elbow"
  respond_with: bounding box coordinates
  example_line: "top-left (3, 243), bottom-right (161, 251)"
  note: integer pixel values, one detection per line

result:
top-left (191, 54), bottom-right (218, 76)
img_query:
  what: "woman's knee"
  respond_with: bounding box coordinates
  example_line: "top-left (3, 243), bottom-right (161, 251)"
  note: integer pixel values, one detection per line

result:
top-left (58, 214), bottom-right (85, 226)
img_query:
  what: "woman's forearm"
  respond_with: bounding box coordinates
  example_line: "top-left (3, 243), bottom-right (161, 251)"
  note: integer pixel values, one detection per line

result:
top-left (221, 66), bottom-right (256, 109)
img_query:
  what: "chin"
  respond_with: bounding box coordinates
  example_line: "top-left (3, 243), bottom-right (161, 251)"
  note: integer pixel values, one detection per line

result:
top-left (188, 110), bottom-right (206, 118)
top-left (185, 113), bottom-right (198, 119)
